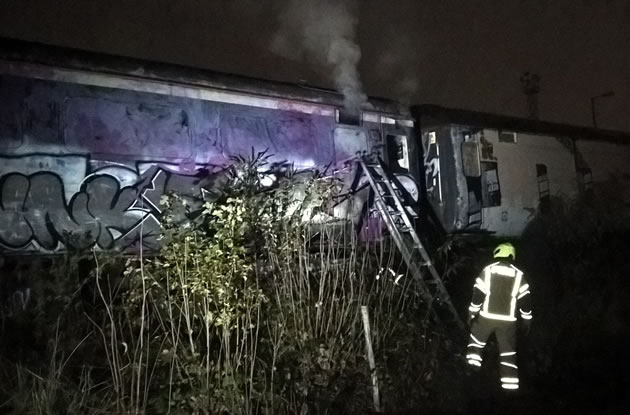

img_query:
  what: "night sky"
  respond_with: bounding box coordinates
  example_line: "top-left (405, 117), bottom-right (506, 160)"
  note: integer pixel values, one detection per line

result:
top-left (1, 0), bottom-right (629, 132)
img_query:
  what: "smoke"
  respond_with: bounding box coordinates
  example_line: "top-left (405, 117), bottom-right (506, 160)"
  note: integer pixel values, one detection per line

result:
top-left (375, 33), bottom-right (421, 104)
top-left (271, 0), bottom-right (366, 113)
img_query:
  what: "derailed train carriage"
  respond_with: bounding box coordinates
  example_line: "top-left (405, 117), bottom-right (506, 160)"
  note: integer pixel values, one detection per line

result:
top-left (0, 38), bottom-right (420, 254)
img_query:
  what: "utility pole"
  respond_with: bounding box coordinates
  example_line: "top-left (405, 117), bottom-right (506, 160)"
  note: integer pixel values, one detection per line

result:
top-left (590, 91), bottom-right (614, 128)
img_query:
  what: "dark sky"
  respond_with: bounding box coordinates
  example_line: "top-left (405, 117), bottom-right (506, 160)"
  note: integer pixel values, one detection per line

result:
top-left (1, 0), bottom-right (629, 132)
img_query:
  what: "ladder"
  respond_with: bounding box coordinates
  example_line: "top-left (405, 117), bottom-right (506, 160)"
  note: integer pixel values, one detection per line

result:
top-left (358, 157), bottom-right (464, 330)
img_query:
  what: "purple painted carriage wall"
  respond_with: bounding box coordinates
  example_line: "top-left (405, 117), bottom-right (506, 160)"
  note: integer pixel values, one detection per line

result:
top-left (0, 73), bottom-right (355, 253)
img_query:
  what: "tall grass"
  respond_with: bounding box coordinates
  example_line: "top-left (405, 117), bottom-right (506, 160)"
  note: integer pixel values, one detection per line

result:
top-left (0, 323), bottom-right (108, 415)
top-left (86, 156), bottom-right (424, 413)
top-left (1, 156), bottom-right (437, 414)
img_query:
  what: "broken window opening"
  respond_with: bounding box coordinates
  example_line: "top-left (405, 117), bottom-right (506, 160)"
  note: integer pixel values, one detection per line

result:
top-left (336, 108), bottom-right (362, 126)
top-left (536, 163), bottom-right (550, 210)
top-left (577, 167), bottom-right (593, 193)
top-left (466, 177), bottom-right (483, 227)
top-left (462, 140), bottom-right (484, 225)
top-left (481, 161), bottom-right (501, 207)
top-left (480, 136), bottom-right (495, 160)
top-left (386, 134), bottom-right (409, 172)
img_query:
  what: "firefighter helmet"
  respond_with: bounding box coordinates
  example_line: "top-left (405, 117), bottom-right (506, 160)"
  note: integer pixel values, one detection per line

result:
top-left (493, 243), bottom-right (515, 260)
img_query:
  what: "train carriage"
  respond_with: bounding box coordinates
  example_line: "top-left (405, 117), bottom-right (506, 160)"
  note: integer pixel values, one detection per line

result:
top-left (1, 38), bottom-right (629, 254)
top-left (0, 38), bottom-right (418, 253)
top-left (414, 104), bottom-right (630, 236)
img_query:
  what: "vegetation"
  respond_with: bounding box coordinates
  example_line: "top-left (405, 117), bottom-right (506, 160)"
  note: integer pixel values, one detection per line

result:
top-left (517, 184), bottom-right (630, 413)
top-left (3, 158), bottom-right (626, 414)
top-left (0, 155), bottom-right (447, 414)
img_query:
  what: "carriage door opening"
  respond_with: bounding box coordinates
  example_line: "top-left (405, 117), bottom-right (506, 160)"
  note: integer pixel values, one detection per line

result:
top-left (461, 131), bottom-right (501, 228)
top-left (462, 138), bottom-right (482, 227)
top-left (481, 162), bottom-right (501, 207)
top-left (386, 134), bottom-right (409, 173)
top-left (478, 134), bottom-right (502, 207)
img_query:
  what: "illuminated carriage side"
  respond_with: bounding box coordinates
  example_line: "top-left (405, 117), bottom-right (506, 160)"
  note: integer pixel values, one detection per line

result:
top-left (0, 38), bottom-right (420, 253)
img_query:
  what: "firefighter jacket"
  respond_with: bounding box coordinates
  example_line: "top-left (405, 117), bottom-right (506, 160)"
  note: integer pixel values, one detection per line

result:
top-left (468, 260), bottom-right (532, 322)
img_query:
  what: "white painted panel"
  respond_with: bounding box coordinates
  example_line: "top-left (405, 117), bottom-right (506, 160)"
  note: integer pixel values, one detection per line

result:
top-left (480, 130), bottom-right (578, 236)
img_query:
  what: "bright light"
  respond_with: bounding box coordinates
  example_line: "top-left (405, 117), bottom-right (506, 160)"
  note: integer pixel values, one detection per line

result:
top-left (259, 174), bottom-right (276, 187)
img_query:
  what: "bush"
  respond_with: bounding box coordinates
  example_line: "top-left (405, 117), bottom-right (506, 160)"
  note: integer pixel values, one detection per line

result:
top-left (0, 154), bottom-right (452, 414)
top-left (519, 184), bottom-right (630, 412)
top-left (95, 155), bottom-right (435, 414)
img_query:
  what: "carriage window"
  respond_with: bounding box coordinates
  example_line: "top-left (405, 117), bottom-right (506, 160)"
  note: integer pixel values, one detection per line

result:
top-left (336, 109), bottom-right (362, 126)
top-left (499, 131), bottom-right (518, 143)
top-left (537, 163), bottom-right (550, 210)
top-left (480, 136), bottom-right (495, 160)
top-left (536, 164), bottom-right (550, 200)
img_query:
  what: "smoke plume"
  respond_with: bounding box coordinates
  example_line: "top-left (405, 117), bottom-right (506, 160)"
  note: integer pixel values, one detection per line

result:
top-left (271, 0), bottom-right (367, 113)
top-left (376, 39), bottom-right (420, 105)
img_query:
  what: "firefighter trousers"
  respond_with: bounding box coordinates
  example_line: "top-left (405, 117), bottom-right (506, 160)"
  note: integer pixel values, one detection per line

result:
top-left (466, 315), bottom-right (520, 390)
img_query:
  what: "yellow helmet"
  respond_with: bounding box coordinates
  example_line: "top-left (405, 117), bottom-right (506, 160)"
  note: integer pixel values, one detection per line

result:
top-left (493, 243), bottom-right (515, 260)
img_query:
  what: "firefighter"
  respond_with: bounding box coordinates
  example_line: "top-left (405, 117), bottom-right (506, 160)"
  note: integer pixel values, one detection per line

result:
top-left (465, 242), bottom-right (532, 391)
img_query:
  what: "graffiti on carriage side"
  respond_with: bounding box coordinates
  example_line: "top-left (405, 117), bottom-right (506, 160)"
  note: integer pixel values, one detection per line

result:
top-left (0, 154), bottom-right (227, 252)
top-left (0, 152), bottom-right (418, 253)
